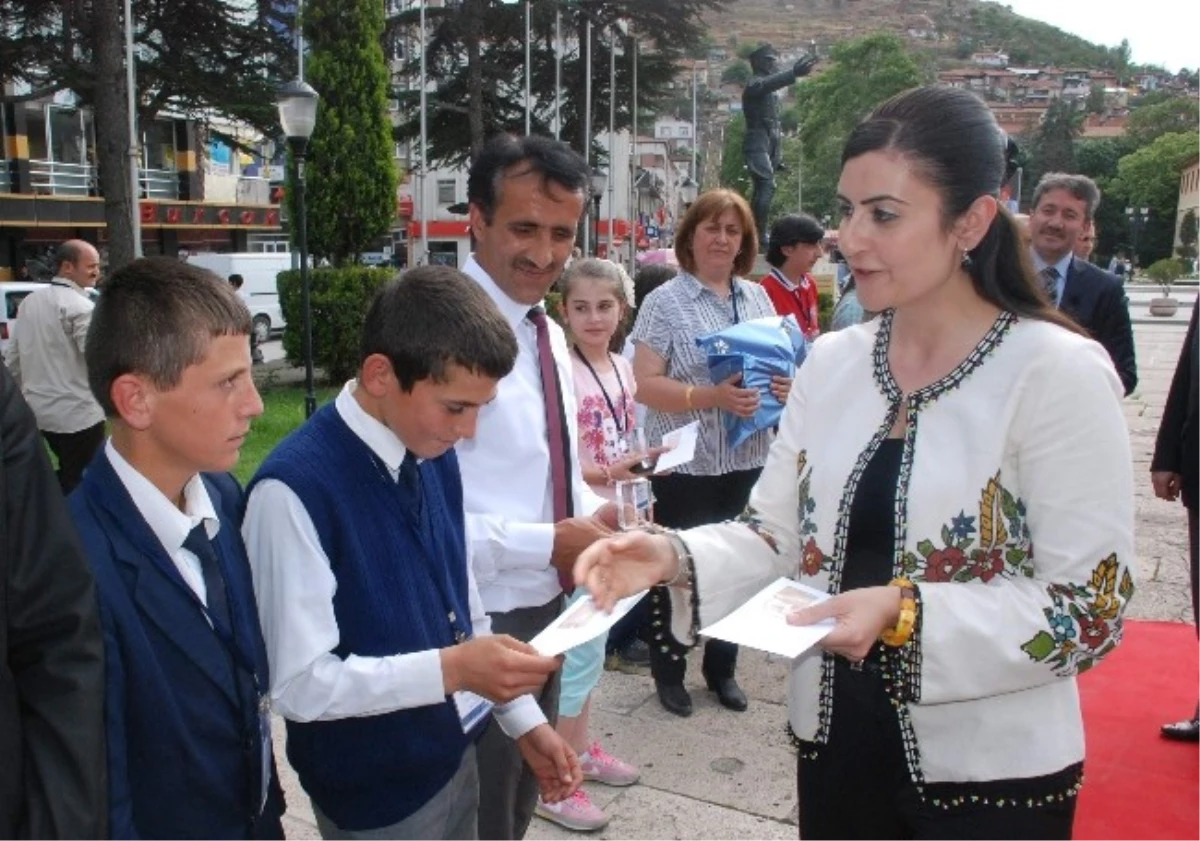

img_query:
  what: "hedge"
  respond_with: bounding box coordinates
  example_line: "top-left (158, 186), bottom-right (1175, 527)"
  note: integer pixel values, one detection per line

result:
top-left (277, 265), bottom-right (395, 383)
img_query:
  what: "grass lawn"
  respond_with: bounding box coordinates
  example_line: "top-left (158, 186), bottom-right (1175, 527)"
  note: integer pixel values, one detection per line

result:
top-left (234, 384), bottom-right (339, 485)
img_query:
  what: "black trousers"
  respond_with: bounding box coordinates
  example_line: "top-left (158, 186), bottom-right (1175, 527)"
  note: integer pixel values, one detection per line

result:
top-left (475, 596), bottom-right (563, 840)
top-left (42, 421), bottom-right (105, 495)
top-left (1187, 506), bottom-right (1198, 632)
top-left (647, 468), bottom-right (761, 685)
top-left (797, 660), bottom-right (1077, 840)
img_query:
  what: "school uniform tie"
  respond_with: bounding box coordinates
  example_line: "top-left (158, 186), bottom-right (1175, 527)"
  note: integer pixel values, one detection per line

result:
top-left (528, 306), bottom-right (576, 596)
top-left (183, 523), bottom-right (272, 816)
top-left (1040, 266), bottom-right (1061, 308)
top-left (183, 523), bottom-right (234, 632)
top-left (400, 450), bottom-right (424, 522)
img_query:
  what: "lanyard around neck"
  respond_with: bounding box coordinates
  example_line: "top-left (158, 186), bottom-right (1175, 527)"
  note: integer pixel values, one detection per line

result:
top-left (572, 345), bottom-right (630, 435)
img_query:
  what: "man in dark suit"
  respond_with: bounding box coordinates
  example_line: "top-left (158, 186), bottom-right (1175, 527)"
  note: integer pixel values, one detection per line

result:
top-left (1151, 300), bottom-right (1199, 741)
top-left (1, 364), bottom-right (107, 839)
top-left (1029, 172), bottom-right (1138, 396)
top-left (67, 258), bottom-right (285, 838)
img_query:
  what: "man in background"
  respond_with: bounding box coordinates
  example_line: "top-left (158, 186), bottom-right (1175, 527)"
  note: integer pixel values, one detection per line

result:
top-left (3, 239), bottom-right (105, 493)
top-left (1027, 173), bottom-right (1137, 396)
top-left (229, 273), bottom-right (265, 364)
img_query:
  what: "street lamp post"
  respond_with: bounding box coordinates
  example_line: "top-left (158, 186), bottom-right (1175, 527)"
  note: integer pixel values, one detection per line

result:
top-left (590, 168), bottom-right (607, 257)
top-left (1125, 205), bottom-right (1150, 280)
top-left (679, 176), bottom-right (699, 214)
top-left (277, 79), bottom-right (320, 418)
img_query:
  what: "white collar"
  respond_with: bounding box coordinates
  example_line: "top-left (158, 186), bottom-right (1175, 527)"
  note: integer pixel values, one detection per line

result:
top-left (105, 440), bottom-right (219, 552)
top-left (463, 255), bottom-right (542, 330)
top-left (1030, 249), bottom-right (1074, 280)
top-left (50, 275), bottom-right (89, 296)
top-left (769, 267), bottom-right (810, 292)
top-left (335, 380), bottom-right (413, 474)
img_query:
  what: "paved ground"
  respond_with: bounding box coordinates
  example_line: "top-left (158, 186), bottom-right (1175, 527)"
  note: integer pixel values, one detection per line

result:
top-left (272, 317), bottom-right (1195, 841)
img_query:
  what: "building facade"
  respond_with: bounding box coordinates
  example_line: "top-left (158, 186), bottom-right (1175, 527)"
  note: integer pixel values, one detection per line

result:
top-left (0, 94), bottom-right (284, 280)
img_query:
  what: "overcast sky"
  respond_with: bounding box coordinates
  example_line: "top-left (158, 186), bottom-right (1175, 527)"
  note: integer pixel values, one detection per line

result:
top-left (993, 0), bottom-right (1194, 72)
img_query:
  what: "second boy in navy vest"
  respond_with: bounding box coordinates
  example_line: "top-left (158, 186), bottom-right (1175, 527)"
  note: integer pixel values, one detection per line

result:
top-left (243, 267), bottom-right (581, 839)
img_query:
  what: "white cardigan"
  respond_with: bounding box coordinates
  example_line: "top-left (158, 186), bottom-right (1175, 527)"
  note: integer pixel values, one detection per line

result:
top-left (670, 310), bottom-right (1135, 789)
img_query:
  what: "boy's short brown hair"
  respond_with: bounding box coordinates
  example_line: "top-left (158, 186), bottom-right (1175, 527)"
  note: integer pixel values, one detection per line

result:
top-left (86, 257), bottom-right (251, 416)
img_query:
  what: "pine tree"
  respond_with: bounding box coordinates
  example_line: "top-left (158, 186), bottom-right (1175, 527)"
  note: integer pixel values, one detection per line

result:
top-left (387, 0), bottom-right (726, 167)
top-left (298, 0), bottom-right (399, 266)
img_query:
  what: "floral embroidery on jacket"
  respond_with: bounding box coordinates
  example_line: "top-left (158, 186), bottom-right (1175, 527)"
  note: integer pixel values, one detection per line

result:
top-left (793, 449), bottom-right (834, 576)
top-left (1021, 555), bottom-right (1134, 676)
top-left (899, 472), bottom-right (1034, 583)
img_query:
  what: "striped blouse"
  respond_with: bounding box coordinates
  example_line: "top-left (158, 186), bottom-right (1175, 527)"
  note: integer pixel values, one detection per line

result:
top-left (630, 270), bottom-right (777, 476)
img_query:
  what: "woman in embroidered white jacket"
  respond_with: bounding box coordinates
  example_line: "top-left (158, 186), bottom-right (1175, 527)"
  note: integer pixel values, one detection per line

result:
top-left (575, 85), bottom-right (1134, 840)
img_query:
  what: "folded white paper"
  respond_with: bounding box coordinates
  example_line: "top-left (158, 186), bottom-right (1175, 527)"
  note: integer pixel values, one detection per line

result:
top-left (530, 591), bottom-right (648, 656)
top-left (654, 420), bottom-right (699, 474)
top-left (700, 577), bottom-right (834, 659)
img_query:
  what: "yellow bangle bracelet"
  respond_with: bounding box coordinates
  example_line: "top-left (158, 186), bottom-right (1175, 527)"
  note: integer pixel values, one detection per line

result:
top-left (880, 577), bottom-right (918, 647)
top-left (685, 385), bottom-right (695, 410)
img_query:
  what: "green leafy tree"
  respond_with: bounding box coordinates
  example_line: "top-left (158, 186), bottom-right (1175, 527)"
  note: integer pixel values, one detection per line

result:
top-left (1074, 138), bottom-right (1137, 259)
top-left (721, 59), bottom-right (752, 86)
top-left (1109, 131), bottom-right (1200, 268)
top-left (1084, 86), bottom-right (1107, 115)
top-left (1023, 99), bottom-right (1082, 205)
top-left (299, 0), bottom-right (398, 266)
top-left (787, 33), bottom-right (929, 224)
top-left (1180, 207), bottom-right (1200, 259)
top-left (1125, 97), bottom-right (1200, 148)
top-left (718, 114), bottom-right (751, 198)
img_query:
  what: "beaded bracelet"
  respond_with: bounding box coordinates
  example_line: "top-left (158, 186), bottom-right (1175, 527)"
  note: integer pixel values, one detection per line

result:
top-left (880, 577), bottom-right (917, 647)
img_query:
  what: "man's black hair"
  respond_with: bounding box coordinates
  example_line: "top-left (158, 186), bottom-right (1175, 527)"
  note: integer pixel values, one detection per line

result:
top-left (467, 134), bottom-right (589, 224)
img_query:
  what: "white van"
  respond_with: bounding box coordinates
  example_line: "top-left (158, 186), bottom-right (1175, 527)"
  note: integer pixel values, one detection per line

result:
top-left (186, 253), bottom-right (293, 343)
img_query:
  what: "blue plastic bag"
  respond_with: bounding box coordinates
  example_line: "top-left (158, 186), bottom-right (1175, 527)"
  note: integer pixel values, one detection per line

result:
top-left (695, 315), bottom-right (809, 449)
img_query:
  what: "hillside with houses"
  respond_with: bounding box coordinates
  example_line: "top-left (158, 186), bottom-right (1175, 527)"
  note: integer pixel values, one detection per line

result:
top-left (687, 0), bottom-right (1197, 141)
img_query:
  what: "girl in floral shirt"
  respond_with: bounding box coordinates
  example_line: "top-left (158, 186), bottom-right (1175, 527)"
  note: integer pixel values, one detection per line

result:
top-left (535, 258), bottom-right (645, 832)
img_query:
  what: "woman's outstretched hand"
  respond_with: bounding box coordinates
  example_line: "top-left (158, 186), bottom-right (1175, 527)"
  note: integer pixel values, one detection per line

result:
top-left (574, 531), bottom-right (677, 612)
top-left (787, 586), bottom-right (902, 662)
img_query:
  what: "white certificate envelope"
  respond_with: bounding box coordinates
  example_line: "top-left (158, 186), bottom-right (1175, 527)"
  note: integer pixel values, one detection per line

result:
top-left (700, 577), bottom-right (834, 659)
top-left (530, 591), bottom-right (648, 657)
top-left (654, 420), bottom-right (699, 474)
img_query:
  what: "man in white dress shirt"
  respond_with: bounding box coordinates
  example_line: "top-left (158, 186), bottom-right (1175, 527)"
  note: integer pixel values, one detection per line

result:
top-left (458, 135), bottom-right (616, 839)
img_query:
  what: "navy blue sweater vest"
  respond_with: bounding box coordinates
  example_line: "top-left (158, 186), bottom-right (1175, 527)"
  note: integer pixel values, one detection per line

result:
top-left (248, 404), bottom-right (475, 831)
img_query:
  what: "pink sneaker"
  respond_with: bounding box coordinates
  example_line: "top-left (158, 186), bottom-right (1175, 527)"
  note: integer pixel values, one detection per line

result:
top-left (579, 741), bottom-right (640, 787)
top-left (535, 789), bottom-right (610, 832)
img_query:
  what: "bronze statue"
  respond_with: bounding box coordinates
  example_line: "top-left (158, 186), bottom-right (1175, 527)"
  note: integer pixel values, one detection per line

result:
top-left (742, 43), bottom-right (816, 248)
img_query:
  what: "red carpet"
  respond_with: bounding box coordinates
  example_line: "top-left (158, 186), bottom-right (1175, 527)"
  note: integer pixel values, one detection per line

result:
top-left (1076, 620), bottom-right (1199, 840)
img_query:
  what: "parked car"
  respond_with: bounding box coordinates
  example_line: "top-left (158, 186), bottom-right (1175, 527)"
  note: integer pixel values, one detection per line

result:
top-left (1, 281), bottom-right (50, 354)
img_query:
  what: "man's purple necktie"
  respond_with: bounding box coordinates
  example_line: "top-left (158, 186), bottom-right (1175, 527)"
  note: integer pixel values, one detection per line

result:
top-left (528, 306), bottom-right (575, 596)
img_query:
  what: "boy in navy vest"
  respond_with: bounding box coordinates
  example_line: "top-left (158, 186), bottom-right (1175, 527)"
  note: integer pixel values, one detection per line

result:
top-left (243, 267), bottom-right (581, 839)
top-left (67, 258), bottom-right (285, 839)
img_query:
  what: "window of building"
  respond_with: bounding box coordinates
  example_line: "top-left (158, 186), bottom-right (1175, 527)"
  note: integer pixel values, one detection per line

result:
top-left (437, 179), bottom-right (457, 204)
